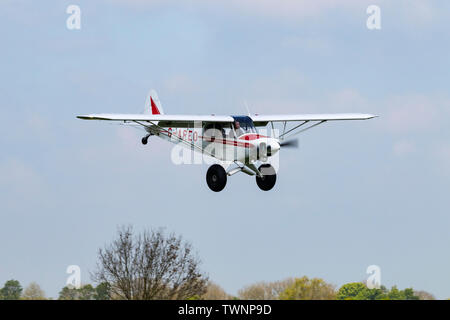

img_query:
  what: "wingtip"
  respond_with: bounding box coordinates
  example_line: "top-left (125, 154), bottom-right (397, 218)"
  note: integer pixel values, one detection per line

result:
top-left (77, 115), bottom-right (93, 120)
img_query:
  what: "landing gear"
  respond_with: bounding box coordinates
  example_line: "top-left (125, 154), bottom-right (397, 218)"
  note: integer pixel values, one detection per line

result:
top-left (206, 164), bottom-right (227, 192)
top-left (141, 134), bottom-right (151, 145)
top-left (256, 164), bottom-right (276, 191)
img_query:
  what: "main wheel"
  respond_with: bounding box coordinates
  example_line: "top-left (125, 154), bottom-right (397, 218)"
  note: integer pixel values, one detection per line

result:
top-left (141, 136), bottom-right (148, 145)
top-left (206, 164), bottom-right (227, 192)
top-left (256, 164), bottom-right (276, 191)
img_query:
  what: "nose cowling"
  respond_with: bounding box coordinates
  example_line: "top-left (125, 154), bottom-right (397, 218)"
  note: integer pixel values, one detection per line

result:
top-left (271, 140), bottom-right (281, 155)
top-left (266, 139), bottom-right (280, 156)
top-left (257, 139), bottom-right (280, 160)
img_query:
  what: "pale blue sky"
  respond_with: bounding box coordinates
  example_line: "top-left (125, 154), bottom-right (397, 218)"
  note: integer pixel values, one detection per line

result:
top-left (1, 0), bottom-right (450, 299)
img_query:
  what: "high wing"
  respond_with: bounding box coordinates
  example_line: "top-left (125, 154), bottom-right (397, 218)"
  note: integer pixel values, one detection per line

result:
top-left (77, 113), bottom-right (237, 160)
top-left (251, 113), bottom-right (377, 126)
top-left (250, 113), bottom-right (377, 140)
top-left (77, 113), bottom-right (234, 127)
top-left (77, 113), bottom-right (234, 122)
top-left (77, 113), bottom-right (376, 125)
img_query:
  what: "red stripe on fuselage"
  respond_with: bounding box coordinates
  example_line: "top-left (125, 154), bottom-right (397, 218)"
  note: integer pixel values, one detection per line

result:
top-left (200, 136), bottom-right (254, 148)
top-left (149, 127), bottom-right (256, 149)
top-left (239, 134), bottom-right (268, 141)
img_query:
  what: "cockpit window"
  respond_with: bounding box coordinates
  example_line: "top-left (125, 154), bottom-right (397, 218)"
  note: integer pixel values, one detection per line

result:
top-left (231, 116), bottom-right (256, 137)
top-left (204, 123), bottom-right (232, 139)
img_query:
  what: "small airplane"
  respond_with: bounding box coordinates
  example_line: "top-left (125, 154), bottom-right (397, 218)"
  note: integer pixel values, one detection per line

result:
top-left (77, 90), bottom-right (376, 192)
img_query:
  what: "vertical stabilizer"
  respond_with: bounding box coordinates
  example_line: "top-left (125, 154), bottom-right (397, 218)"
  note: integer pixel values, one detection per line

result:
top-left (144, 89), bottom-right (164, 115)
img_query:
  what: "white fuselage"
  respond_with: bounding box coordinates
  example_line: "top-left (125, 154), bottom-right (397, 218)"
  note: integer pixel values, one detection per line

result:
top-left (151, 125), bottom-right (280, 163)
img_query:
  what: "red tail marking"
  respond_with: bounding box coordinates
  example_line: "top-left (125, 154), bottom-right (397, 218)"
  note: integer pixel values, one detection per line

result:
top-left (150, 97), bottom-right (160, 114)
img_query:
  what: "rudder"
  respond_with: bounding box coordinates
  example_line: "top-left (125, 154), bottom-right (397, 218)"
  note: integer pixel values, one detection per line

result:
top-left (144, 89), bottom-right (164, 115)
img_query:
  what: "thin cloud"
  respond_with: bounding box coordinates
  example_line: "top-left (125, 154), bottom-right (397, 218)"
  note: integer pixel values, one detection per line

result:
top-left (110, 0), bottom-right (365, 19)
top-left (393, 140), bottom-right (416, 156)
top-left (384, 95), bottom-right (438, 134)
top-left (109, 0), bottom-right (442, 28)
top-left (432, 144), bottom-right (450, 176)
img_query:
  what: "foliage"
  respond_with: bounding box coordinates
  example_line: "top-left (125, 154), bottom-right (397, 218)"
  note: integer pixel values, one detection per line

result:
top-left (95, 282), bottom-right (111, 300)
top-left (238, 278), bottom-right (295, 300)
top-left (0, 280), bottom-right (23, 300)
top-left (336, 282), bottom-right (366, 300)
top-left (58, 283), bottom-right (110, 300)
top-left (337, 282), bottom-right (419, 300)
top-left (92, 225), bottom-right (208, 300)
top-left (279, 276), bottom-right (336, 300)
top-left (201, 281), bottom-right (230, 300)
top-left (22, 282), bottom-right (46, 300)
top-left (414, 290), bottom-right (435, 300)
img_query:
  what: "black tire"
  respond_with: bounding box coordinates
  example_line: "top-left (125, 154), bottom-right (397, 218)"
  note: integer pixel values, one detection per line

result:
top-left (206, 164), bottom-right (227, 192)
top-left (256, 164), bottom-right (276, 191)
top-left (141, 137), bottom-right (148, 145)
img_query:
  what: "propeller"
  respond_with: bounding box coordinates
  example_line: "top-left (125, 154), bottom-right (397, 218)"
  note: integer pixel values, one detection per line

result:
top-left (280, 139), bottom-right (299, 148)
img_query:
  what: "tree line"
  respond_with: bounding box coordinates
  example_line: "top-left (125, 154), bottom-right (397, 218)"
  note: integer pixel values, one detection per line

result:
top-left (0, 226), bottom-right (437, 300)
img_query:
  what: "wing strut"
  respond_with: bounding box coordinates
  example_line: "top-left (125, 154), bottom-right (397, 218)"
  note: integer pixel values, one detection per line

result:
top-left (279, 120), bottom-right (327, 141)
top-left (133, 120), bottom-right (222, 161)
top-left (279, 121), bottom-right (309, 140)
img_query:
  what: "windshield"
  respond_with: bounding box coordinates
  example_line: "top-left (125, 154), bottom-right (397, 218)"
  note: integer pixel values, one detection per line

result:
top-left (232, 116), bottom-right (256, 136)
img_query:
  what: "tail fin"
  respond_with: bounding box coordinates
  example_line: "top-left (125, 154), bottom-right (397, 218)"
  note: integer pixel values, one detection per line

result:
top-left (144, 89), bottom-right (164, 115)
